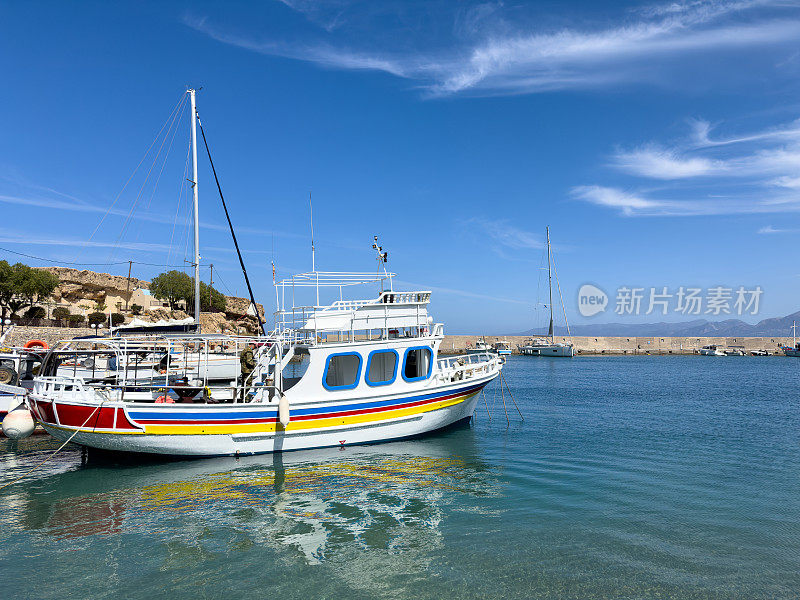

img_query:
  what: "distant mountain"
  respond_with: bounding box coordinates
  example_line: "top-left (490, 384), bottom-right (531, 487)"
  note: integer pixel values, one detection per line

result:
top-left (519, 310), bottom-right (800, 337)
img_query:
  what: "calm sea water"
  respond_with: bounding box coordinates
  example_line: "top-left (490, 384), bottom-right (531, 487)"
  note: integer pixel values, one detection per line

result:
top-left (1, 355), bottom-right (800, 599)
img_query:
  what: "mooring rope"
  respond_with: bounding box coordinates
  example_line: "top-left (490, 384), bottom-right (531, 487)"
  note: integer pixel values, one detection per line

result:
top-left (0, 396), bottom-right (106, 492)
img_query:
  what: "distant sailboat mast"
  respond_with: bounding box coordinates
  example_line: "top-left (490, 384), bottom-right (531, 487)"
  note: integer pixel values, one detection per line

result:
top-left (546, 226), bottom-right (554, 343)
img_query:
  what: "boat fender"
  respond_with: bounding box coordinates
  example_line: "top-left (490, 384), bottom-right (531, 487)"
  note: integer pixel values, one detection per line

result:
top-left (2, 407), bottom-right (35, 439)
top-left (23, 339), bottom-right (48, 350)
top-left (155, 396), bottom-right (174, 404)
top-left (278, 393), bottom-right (290, 427)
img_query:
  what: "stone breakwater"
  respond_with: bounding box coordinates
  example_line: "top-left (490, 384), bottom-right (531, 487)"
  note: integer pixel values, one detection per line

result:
top-left (441, 335), bottom-right (797, 355)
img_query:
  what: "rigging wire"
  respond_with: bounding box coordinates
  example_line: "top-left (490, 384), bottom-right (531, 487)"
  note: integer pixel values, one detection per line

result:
top-left (165, 143), bottom-right (192, 271)
top-left (196, 113), bottom-right (265, 334)
top-left (78, 92), bottom-right (187, 262)
top-left (108, 94), bottom-right (187, 263)
top-left (550, 250), bottom-right (572, 338)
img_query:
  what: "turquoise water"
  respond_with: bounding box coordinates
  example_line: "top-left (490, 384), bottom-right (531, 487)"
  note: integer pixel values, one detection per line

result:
top-left (2, 355), bottom-right (800, 599)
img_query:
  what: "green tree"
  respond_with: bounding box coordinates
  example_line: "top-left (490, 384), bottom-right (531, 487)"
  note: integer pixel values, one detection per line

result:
top-left (53, 307), bottom-right (70, 322)
top-left (24, 306), bottom-right (46, 319)
top-left (197, 282), bottom-right (226, 313)
top-left (150, 271), bottom-right (193, 310)
top-left (0, 262), bottom-right (59, 319)
top-left (88, 311), bottom-right (106, 326)
top-left (67, 314), bottom-right (85, 326)
top-left (110, 313), bottom-right (125, 326)
top-left (130, 303), bottom-right (143, 315)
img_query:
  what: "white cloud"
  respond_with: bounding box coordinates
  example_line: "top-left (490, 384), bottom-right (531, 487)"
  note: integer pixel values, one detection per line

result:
top-left (757, 224), bottom-right (800, 233)
top-left (183, 1), bottom-right (800, 96)
top-left (464, 218), bottom-right (543, 250)
top-left (571, 186), bottom-right (663, 215)
top-left (612, 147), bottom-right (721, 178)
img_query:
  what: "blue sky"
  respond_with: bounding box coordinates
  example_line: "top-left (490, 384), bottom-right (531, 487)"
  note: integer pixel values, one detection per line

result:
top-left (3, 0), bottom-right (800, 333)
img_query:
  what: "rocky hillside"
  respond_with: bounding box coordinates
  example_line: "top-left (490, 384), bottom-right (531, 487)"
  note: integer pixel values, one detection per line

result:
top-left (38, 267), bottom-right (266, 333)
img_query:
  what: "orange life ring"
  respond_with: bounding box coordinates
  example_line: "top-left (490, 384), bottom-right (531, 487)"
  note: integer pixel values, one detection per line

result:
top-left (23, 339), bottom-right (48, 350)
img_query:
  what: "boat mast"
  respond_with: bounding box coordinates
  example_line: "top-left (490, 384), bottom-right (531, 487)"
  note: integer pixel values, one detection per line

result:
top-left (546, 226), bottom-right (554, 343)
top-left (189, 88), bottom-right (201, 329)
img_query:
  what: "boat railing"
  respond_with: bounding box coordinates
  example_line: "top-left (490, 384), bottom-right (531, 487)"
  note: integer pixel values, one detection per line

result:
top-left (436, 352), bottom-right (502, 383)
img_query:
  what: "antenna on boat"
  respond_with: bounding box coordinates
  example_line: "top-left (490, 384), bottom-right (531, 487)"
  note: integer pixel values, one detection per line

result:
top-left (309, 191), bottom-right (315, 272)
top-left (372, 236), bottom-right (390, 294)
top-left (310, 191), bottom-right (320, 306)
top-left (188, 88), bottom-right (201, 331)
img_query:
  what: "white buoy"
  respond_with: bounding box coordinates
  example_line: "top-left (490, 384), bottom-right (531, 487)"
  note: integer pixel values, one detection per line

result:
top-left (278, 394), bottom-right (290, 428)
top-left (2, 407), bottom-right (35, 440)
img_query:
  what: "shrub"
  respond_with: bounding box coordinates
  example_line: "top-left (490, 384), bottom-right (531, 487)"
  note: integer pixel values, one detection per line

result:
top-left (130, 303), bottom-right (143, 316)
top-left (53, 307), bottom-right (70, 321)
top-left (67, 314), bottom-right (85, 326)
top-left (88, 312), bottom-right (106, 326)
top-left (24, 306), bottom-right (46, 319)
top-left (110, 313), bottom-right (125, 326)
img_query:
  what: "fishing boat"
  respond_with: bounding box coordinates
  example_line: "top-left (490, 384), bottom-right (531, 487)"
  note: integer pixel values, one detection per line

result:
top-left (492, 340), bottom-right (512, 356)
top-left (23, 89), bottom-right (503, 456)
top-left (518, 227), bottom-right (574, 358)
top-left (466, 337), bottom-right (492, 355)
top-left (699, 345), bottom-right (725, 356)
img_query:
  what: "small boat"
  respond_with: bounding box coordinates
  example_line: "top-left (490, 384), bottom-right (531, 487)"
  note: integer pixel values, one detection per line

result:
top-left (699, 345), bottom-right (725, 356)
top-left (724, 347), bottom-right (746, 356)
top-left (750, 349), bottom-right (769, 356)
top-left (519, 227), bottom-right (574, 358)
top-left (780, 321), bottom-right (800, 356)
top-left (466, 337), bottom-right (492, 355)
top-left (492, 340), bottom-right (512, 356)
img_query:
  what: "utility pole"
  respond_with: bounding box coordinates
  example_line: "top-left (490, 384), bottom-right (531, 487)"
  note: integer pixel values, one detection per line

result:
top-left (125, 260), bottom-right (132, 310)
top-left (209, 263), bottom-right (213, 290)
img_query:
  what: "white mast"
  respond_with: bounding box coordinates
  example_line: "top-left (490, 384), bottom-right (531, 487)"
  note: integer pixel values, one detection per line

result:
top-left (546, 226), bottom-right (554, 343)
top-left (189, 88), bottom-right (201, 328)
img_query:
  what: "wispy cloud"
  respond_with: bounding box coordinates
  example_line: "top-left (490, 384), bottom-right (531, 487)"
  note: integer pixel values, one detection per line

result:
top-left (611, 147), bottom-right (721, 179)
top-left (757, 224), bottom-right (800, 233)
top-left (183, 0), bottom-right (800, 96)
top-left (579, 112), bottom-right (800, 216)
top-left (571, 186), bottom-right (664, 216)
top-left (462, 217), bottom-right (544, 257)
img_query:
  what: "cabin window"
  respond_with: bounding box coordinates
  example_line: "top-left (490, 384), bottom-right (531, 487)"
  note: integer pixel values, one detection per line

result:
top-left (366, 349), bottom-right (398, 386)
top-left (323, 352), bottom-right (362, 390)
top-left (402, 347), bottom-right (432, 382)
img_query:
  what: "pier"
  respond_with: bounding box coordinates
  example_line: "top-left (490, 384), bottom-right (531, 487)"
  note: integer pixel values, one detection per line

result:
top-left (442, 335), bottom-right (796, 355)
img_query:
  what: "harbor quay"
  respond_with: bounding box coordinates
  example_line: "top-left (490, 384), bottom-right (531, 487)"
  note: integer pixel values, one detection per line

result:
top-left (441, 335), bottom-right (796, 355)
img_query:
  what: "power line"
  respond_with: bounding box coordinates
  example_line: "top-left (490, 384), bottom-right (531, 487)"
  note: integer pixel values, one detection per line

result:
top-left (0, 246), bottom-right (188, 268)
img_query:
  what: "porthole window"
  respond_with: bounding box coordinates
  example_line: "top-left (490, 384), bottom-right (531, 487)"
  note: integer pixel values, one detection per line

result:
top-left (402, 347), bottom-right (432, 382)
top-left (366, 349), bottom-right (398, 386)
top-left (323, 352), bottom-right (362, 390)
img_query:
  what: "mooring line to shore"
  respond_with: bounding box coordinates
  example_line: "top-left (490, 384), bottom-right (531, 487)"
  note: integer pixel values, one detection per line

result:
top-left (0, 398), bottom-right (105, 492)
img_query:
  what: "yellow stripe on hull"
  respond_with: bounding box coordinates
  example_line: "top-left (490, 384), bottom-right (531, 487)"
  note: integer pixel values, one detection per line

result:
top-left (142, 390), bottom-right (478, 436)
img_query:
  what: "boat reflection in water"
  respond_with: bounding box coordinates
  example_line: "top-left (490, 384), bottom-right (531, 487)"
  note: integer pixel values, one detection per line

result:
top-left (2, 426), bottom-right (498, 570)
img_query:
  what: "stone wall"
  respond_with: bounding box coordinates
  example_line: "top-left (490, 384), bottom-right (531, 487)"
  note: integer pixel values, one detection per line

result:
top-left (2, 326), bottom-right (94, 348)
top-left (441, 335), bottom-right (795, 355)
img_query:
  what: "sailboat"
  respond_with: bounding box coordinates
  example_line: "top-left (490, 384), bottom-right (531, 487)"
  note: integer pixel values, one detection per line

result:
top-left (518, 227), bottom-right (575, 358)
top-left (780, 321), bottom-right (800, 356)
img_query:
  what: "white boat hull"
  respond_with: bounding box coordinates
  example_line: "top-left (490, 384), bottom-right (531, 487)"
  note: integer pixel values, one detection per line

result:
top-left (32, 377), bottom-right (491, 456)
top-left (519, 344), bottom-right (574, 357)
